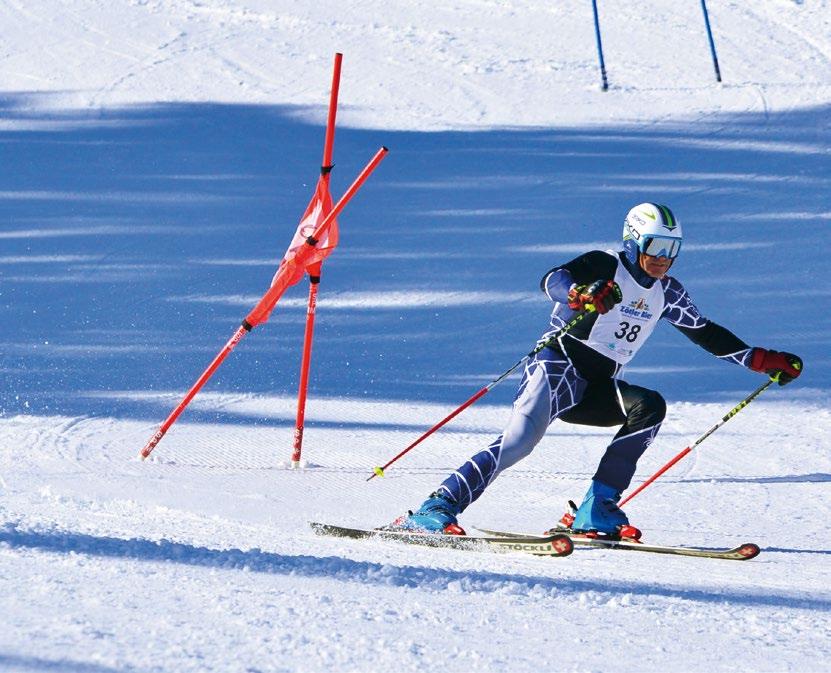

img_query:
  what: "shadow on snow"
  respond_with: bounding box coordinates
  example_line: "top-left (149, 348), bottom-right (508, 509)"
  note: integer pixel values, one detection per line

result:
top-left (682, 472), bottom-right (831, 484)
top-left (2, 92), bottom-right (829, 427)
top-left (2, 522), bottom-right (830, 611)
top-left (0, 653), bottom-right (129, 673)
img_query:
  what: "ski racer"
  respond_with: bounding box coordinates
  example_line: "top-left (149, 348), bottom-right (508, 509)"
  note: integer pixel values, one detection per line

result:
top-left (391, 203), bottom-right (803, 539)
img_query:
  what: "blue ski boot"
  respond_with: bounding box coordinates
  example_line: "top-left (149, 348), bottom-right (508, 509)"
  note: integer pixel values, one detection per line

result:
top-left (570, 480), bottom-right (640, 539)
top-left (388, 491), bottom-right (466, 535)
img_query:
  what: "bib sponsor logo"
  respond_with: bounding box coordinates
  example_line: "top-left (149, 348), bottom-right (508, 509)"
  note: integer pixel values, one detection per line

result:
top-left (605, 342), bottom-right (634, 357)
top-left (619, 298), bottom-right (653, 321)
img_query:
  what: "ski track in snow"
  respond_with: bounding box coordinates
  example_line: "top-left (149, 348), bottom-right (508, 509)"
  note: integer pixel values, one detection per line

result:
top-left (2, 1), bottom-right (831, 672)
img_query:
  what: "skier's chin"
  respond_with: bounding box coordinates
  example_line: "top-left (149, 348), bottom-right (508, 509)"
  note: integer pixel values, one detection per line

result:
top-left (640, 256), bottom-right (672, 279)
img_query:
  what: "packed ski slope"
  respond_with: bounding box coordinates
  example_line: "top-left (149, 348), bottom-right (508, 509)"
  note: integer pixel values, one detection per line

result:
top-left (2, 1), bottom-right (831, 672)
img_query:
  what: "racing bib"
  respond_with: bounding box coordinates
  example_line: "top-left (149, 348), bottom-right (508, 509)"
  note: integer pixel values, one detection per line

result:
top-left (582, 255), bottom-right (666, 365)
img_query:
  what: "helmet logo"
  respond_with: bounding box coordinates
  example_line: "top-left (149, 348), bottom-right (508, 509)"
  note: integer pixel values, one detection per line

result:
top-left (626, 212), bottom-right (646, 238)
top-left (657, 204), bottom-right (678, 232)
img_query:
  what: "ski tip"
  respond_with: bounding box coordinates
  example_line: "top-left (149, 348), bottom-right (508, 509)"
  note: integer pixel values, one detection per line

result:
top-left (550, 533), bottom-right (574, 556)
top-left (736, 543), bottom-right (761, 560)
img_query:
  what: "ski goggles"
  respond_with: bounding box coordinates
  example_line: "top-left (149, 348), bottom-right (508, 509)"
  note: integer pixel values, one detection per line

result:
top-left (639, 235), bottom-right (682, 259)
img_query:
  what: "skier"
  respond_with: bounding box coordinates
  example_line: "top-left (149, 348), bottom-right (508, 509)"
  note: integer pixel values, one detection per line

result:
top-left (391, 203), bottom-right (802, 539)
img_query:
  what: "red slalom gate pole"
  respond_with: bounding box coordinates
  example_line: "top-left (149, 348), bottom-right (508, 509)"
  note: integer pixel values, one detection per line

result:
top-left (245, 146), bottom-right (389, 328)
top-left (291, 267), bottom-right (320, 466)
top-left (140, 325), bottom-right (249, 459)
top-left (309, 147), bottom-right (387, 244)
top-left (322, 53), bottom-right (342, 167)
top-left (291, 52), bottom-right (342, 467)
top-left (367, 309), bottom-right (592, 481)
top-left (618, 377), bottom-right (777, 507)
top-left (140, 146), bottom-right (388, 461)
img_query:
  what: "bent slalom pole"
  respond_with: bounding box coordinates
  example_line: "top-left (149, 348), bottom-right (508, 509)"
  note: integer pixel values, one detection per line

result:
top-left (618, 375), bottom-right (779, 507)
top-left (140, 146), bottom-right (389, 460)
top-left (367, 308), bottom-right (593, 481)
top-left (292, 52), bottom-right (343, 467)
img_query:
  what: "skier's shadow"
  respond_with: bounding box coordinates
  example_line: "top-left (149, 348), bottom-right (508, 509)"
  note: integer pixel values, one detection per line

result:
top-left (0, 653), bottom-right (122, 673)
top-left (683, 473), bottom-right (831, 485)
top-left (763, 547), bottom-right (831, 555)
top-left (3, 523), bottom-right (831, 611)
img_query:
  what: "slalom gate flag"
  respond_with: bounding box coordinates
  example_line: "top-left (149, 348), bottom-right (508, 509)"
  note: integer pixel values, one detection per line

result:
top-left (245, 176), bottom-right (338, 328)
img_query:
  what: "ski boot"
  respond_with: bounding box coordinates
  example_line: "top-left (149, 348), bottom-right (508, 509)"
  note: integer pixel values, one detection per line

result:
top-left (556, 480), bottom-right (641, 540)
top-left (387, 491), bottom-right (466, 535)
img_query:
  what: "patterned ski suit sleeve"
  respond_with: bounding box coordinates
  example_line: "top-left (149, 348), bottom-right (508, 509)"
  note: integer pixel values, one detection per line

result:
top-left (540, 251), bottom-right (618, 302)
top-left (661, 277), bottom-right (754, 367)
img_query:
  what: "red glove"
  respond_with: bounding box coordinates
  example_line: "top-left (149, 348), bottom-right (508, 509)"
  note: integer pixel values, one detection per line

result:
top-left (567, 280), bottom-right (622, 315)
top-left (750, 348), bottom-right (803, 385)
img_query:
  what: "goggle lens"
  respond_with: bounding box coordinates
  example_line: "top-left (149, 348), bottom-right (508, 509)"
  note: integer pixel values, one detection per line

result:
top-left (642, 236), bottom-right (681, 259)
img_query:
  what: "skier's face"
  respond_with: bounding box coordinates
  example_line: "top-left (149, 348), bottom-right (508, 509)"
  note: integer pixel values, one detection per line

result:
top-left (639, 253), bottom-right (673, 278)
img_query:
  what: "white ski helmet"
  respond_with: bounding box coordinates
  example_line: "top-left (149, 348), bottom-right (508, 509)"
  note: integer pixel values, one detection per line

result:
top-left (622, 202), bottom-right (682, 265)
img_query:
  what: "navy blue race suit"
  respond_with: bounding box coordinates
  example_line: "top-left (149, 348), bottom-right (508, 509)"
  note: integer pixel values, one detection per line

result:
top-left (434, 249), bottom-right (754, 508)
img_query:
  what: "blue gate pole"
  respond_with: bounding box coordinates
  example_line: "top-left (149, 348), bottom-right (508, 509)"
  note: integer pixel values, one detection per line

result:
top-left (700, 0), bottom-right (722, 82)
top-left (591, 0), bottom-right (609, 91)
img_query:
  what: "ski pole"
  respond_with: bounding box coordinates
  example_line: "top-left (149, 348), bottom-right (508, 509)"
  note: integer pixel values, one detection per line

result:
top-left (367, 308), bottom-right (593, 481)
top-left (618, 375), bottom-right (780, 507)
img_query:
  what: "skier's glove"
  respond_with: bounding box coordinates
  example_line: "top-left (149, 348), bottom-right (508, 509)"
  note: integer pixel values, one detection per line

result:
top-left (750, 348), bottom-right (803, 385)
top-left (567, 280), bottom-right (622, 315)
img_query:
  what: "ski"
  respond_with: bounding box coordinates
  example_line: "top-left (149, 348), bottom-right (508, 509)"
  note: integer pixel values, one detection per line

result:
top-left (310, 522), bottom-right (574, 557)
top-left (475, 527), bottom-right (760, 561)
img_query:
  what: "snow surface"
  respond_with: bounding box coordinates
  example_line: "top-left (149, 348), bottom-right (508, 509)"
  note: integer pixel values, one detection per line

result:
top-left (2, 1), bottom-right (831, 672)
